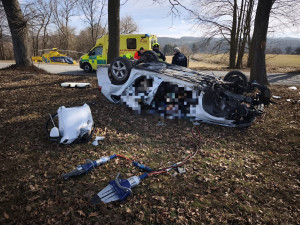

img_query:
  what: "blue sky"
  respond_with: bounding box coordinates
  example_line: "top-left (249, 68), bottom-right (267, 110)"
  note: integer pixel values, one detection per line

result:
top-left (20, 0), bottom-right (299, 39)
top-left (118, 0), bottom-right (300, 39)
top-left (120, 0), bottom-right (199, 38)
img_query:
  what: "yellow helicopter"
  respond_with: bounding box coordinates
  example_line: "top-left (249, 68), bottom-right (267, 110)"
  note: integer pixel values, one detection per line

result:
top-left (32, 48), bottom-right (76, 65)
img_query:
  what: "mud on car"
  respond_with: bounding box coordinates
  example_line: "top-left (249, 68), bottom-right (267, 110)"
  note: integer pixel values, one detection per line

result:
top-left (97, 51), bottom-right (270, 127)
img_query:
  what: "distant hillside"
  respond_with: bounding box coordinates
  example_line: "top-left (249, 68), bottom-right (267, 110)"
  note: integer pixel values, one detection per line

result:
top-left (158, 36), bottom-right (300, 54)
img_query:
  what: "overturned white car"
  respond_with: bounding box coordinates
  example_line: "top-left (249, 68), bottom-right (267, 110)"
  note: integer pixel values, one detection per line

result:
top-left (97, 51), bottom-right (270, 127)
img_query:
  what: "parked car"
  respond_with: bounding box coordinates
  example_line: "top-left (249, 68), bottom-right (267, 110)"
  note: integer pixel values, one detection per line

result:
top-left (97, 51), bottom-right (270, 127)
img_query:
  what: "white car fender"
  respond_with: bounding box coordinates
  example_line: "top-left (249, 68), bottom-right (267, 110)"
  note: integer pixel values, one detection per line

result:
top-left (195, 92), bottom-right (235, 126)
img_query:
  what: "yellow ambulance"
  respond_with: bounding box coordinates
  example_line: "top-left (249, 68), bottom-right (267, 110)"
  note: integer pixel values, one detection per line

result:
top-left (79, 34), bottom-right (157, 72)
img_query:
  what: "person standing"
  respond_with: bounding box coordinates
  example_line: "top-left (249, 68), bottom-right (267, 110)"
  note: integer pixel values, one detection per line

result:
top-left (152, 43), bottom-right (166, 62)
top-left (172, 47), bottom-right (187, 67)
top-left (134, 47), bottom-right (145, 60)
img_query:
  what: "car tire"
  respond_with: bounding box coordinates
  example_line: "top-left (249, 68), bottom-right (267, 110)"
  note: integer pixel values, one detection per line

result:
top-left (137, 50), bottom-right (159, 64)
top-left (83, 63), bottom-right (92, 73)
top-left (109, 57), bottom-right (132, 85)
top-left (224, 71), bottom-right (248, 93)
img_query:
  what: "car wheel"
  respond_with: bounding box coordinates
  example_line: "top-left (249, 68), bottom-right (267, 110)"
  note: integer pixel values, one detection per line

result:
top-left (224, 71), bottom-right (248, 93)
top-left (83, 63), bottom-right (92, 73)
top-left (137, 50), bottom-right (159, 64)
top-left (109, 57), bottom-right (132, 85)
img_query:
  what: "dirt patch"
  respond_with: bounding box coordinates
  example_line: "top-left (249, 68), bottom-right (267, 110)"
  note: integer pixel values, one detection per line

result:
top-left (0, 69), bottom-right (299, 224)
top-left (0, 64), bottom-right (50, 74)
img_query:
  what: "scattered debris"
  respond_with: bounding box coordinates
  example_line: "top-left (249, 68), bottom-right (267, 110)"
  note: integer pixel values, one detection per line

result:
top-left (91, 136), bottom-right (105, 146)
top-left (92, 140), bottom-right (99, 146)
top-left (49, 114), bottom-right (60, 138)
top-left (177, 167), bottom-right (186, 174)
top-left (157, 120), bottom-right (165, 126)
top-left (288, 86), bottom-right (297, 90)
top-left (272, 95), bottom-right (281, 99)
top-left (193, 121), bottom-right (201, 126)
top-left (61, 82), bottom-right (91, 88)
top-left (46, 104), bottom-right (94, 144)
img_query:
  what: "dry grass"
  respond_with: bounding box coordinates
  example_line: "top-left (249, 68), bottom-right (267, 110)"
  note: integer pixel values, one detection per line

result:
top-left (187, 54), bottom-right (300, 73)
top-left (0, 67), bottom-right (299, 224)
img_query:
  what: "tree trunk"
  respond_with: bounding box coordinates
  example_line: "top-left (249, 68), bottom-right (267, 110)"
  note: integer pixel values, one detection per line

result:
top-left (246, 34), bottom-right (252, 67)
top-left (0, 28), bottom-right (4, 60)
top-left (107, 0), bottom-right (120, 64)
top-left (236, 0), bottom-right (254, 69)
top-left (249, 0), bottom-right (275, 85)
top-left (229, 0), bottom-right (237, 68)
top-left (2, 0), bottom-right (32, 67)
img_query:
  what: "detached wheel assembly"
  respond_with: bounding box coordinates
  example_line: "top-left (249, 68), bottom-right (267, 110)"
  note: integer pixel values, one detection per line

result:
top-left (224, 71), bottom-right (248, 93)
top-left (109, 57), bottom-right (132, 85)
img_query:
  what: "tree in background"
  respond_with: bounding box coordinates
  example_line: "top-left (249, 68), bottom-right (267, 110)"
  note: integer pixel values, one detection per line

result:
top-left (0, 2), bottom-right (13, 60)
top-left (23, 0), bottom-right (53, 56)
top-left (79, 0), bottom-right (107, 44)
top-left (53, 0), bottom-right (77, 49)
top-left (1, 0), bottom-right (32, 67)
top-left (163, 44), bottom-right (176, 56)
top-left (285, 46), bottom-right (292, 54)
top-left (181, 45), bottom-right (193, 57)
top-left (294, 47), bottom-right (300, 55)
top-left (192, 43), bottom-right (199, 54)
top-left (107, 0), bottom-right (120, 64)
top-left (75, 25), bottom-right (106, 53)
top-left (120, 15), bottom-right (138, 34)
top-left (249, 0), bottom-right (275, 85)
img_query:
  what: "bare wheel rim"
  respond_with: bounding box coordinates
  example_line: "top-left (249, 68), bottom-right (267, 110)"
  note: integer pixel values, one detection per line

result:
top-left (112, 61), bottom-right (127, 81)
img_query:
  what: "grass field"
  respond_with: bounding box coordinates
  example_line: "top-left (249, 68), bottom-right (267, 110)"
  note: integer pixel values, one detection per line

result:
top-left (0, 66), bottom-right (299, 224)
top-left (167, 54), bottom-right (300, 72)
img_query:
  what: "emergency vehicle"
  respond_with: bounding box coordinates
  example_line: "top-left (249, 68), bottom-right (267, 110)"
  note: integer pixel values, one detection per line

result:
top-left (79, 34), bottom-right (158, 72)
top-left (32, 48), bottom-right (76, 65)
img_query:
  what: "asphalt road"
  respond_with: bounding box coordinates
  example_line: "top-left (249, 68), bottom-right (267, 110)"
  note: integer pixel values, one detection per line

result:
top-left (0, 62), bottom-right (299, 85)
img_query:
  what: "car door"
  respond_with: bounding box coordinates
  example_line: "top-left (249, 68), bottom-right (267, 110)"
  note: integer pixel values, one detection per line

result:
top-left (89, 46), bottom-right (105, 69)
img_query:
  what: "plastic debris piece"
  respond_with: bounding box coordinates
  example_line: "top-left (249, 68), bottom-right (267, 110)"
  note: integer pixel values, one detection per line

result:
top-left (193, 121), bottom-right (200, 126)
top-left (287, 99), bottom-right (291, 102)
top-left (61, 82), bottom-right (91, 88)
top-left (272, 95), bottom-right (281, 99)
top-left (95, 136), bottom-right (105, 141)
top-left (177, 167), bottom-right (186, 174)
top-left (157, 121), bottom-right (165, 126)
top-left (92, 140), bottom-right (98, 146)
top-left (288, 86), bottom-right (297, 90)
